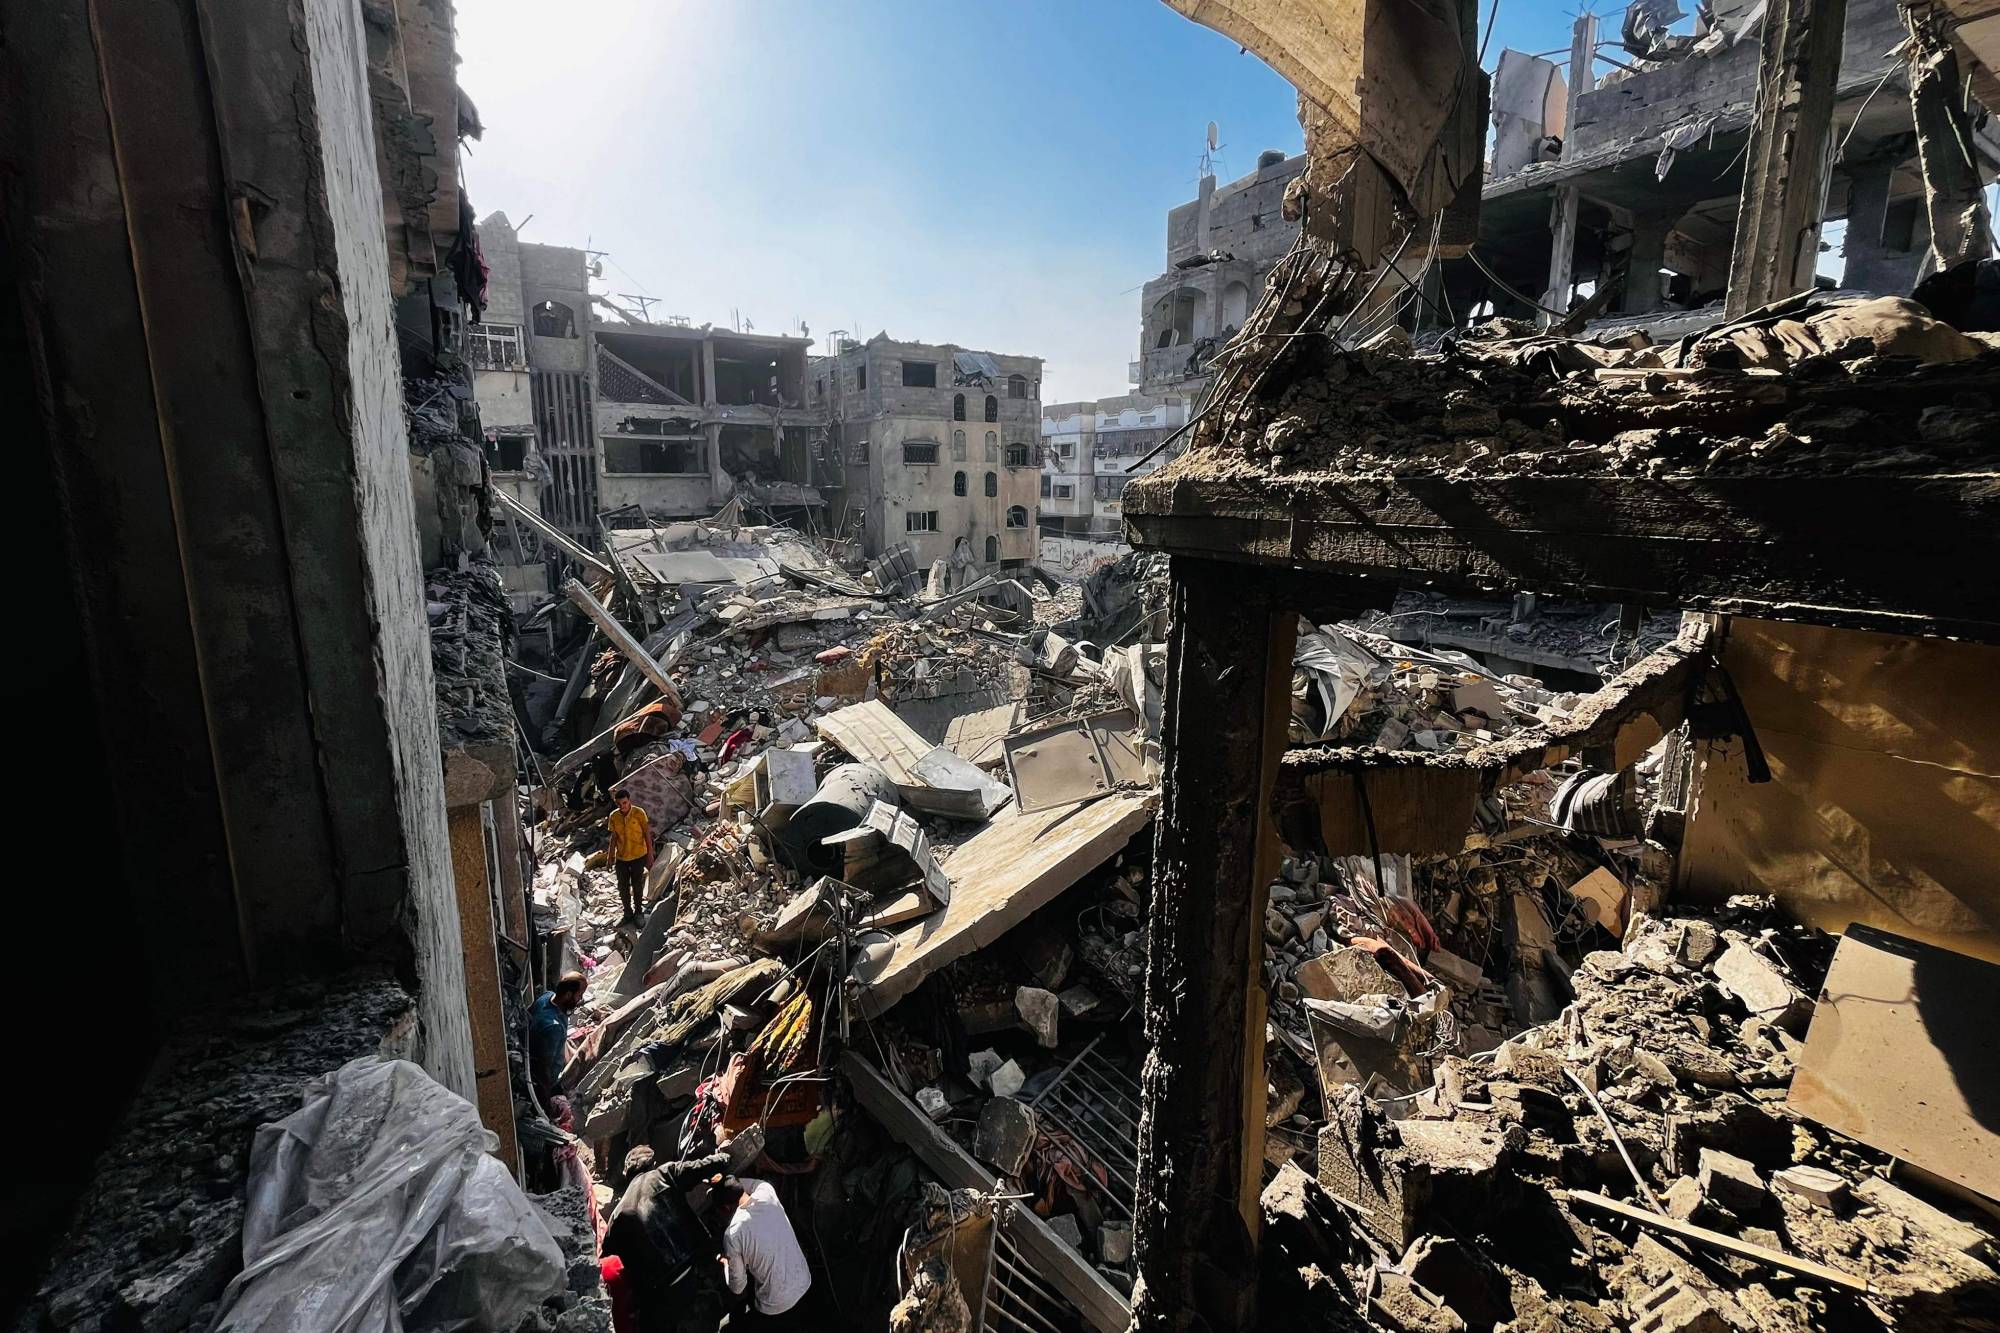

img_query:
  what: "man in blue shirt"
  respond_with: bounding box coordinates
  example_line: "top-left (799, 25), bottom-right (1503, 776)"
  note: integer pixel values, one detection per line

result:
top-left (529, 971), bottom-right (586, 1110)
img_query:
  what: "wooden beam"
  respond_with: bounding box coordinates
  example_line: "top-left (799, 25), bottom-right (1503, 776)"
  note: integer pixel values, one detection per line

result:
top-left (1725, 0), bottom-right (1849, 317)
top-left (1568, 1191), bottom-right (1873, 1292)
top-left (1132, 559), bottom-right (1297, 1332)
top-left (1122, 472), bottom-right (2000, 644)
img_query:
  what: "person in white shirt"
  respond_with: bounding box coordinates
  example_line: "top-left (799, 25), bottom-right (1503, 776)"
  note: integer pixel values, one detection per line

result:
top-left (716, 1176), bottom-right (811, 1328)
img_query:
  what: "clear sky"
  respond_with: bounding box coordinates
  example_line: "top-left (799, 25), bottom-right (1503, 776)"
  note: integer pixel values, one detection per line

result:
top-left (456, 1), bottom-right (1582, 405)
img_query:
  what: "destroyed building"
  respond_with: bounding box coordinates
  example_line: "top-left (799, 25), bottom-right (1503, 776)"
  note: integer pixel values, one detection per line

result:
top-left (592, 314), bottom-right (821, 526)
top-left (472, 212), bottom-right (600, 608)
top-left (814, 335), bottom-right (1045, 570)
top-left (1137, 149), bottom-right (1309, 396)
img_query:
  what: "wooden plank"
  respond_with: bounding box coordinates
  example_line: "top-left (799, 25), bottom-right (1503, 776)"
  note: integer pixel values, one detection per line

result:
top-left (1788, 924), bottom-right (2000, 1198)
top-left (852, 792), bottom-right (1155, 1017)
top-left (494, 487), bottom-right (613, 577)
top-left (1567, 1191), bottom-right (1873, 1292)
top-left (1123, 472), bottom-right (2000, 642)
top-left (840, 1051), bottom-right (1130, 1333)
top-left (562, 579), bottom-right (680, 705)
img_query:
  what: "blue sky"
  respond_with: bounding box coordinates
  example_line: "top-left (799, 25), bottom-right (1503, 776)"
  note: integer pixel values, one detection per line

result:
top-left (457, 1), bottom-right (1584, 403)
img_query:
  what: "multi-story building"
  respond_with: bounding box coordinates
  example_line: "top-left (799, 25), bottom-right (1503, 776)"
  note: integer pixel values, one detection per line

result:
top-left (1039, 393), bottom-right (1190, 539)
top-left (468, 213), bottom-right (597, 607)
top-left (1135, 149), bottom-right (1306, 397)
top-left (591, 317), bottom-right (819, 524)
top-left (813, 336), bottom-right (1043, 571)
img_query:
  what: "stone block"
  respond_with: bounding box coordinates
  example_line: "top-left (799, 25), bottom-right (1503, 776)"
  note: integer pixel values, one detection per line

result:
top-left (1712, 942), bottom-right (1809, 1029)
top-left (1317, 1104), bottom-right (1522, 1249)
top-left (1697, 1148), bottom-right (1769, 1213)
top-left (1772, 1165), bottom-right (1849, 1210)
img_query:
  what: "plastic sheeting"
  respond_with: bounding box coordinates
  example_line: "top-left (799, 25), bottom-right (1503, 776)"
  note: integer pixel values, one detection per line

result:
top-left (211, 1057), bottom-right (564, 1333)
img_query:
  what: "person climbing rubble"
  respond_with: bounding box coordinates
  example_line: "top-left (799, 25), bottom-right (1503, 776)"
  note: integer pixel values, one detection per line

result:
top-left (716, 1175), bottom-right (812, 1330)
top-left (529, 971), bottom-right (586, 1112)
top-left (609, 786), bottom-right (655, 921)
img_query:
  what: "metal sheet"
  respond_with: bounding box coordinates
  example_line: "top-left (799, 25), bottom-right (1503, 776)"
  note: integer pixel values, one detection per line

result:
top-left (1788, 924), bottom-right (2000, 1199)
top-left (906, 746), bottom-right (1013, 820)
top-left (1003, 710), bottom-right (1146, 814)
top-left (817, 700), bottom-right (933, 786)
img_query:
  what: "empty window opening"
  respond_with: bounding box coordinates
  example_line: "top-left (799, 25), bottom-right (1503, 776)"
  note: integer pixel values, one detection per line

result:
top-left (984, 394), bottom-right (999, 422)
top-left (903, 361), bottom-right (938, 388)
top-left (603, 433), bottom-right (705, 475)
top-left (1054, 483), bottom-right (1073, 500)
top-left (984, 431), bottom-right (998, 461)
top-left (596, 330), bottom-right (700, 404)
top-left (1005, 443), bottom-right (1031, 467)
top-left (953, 471), bottom-right (967, 496)
top-left (1007, 373), bottom-right (1028, 399)
top-left (1006, 505), bottom-right (1028, 528)
top-left (902, 440), bottom-right (939, 465)
top-left (468, 322), bottom-right (524, 369)
top-left (531, 300), bottom-right (577, 339)
top-left (953, 393), bottom-right (967, 420)
top-left (713, 337), bottom-right (796, 407)
top-left (984, 472), bottom-right (998, 497)
top-left (952, 429), bottom-right (967, 460)
top-left (1150, 286), bottom-right (1206, 347)
top-left (1220, 280), bottom-right (1251, 330)
top-left (488, 433), bottom-right (531, 471)
top-left (1040, 474), bottom-right (1051, 498)
top-left (985, 536), bottom-right (998, 562)
top-left (906, 510), bottom-right (939, 532)
top-left (856, 364), bottom-right (867, 391)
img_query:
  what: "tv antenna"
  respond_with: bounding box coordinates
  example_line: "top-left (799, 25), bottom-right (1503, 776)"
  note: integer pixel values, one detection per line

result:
top-left (1199, 121), bottom-right (1222, 177)
top-left (619, 293), bottom-right (658, 322)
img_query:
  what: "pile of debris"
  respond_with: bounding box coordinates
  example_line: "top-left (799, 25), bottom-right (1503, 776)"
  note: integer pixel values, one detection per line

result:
top-left (1270, 901), bottom-right (2000, 1332)
top-left (1181, 273), bottom-right (2000, 481)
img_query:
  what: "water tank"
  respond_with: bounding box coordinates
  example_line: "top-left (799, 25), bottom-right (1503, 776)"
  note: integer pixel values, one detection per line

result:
top-left (778, 763), bottom-right (899, 875)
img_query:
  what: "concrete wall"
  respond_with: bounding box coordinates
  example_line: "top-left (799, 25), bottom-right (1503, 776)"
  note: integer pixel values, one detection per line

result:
top-left (521, 242), bottom-right (591, 374)
top-left (1164, 153), bottom-right (1305, 268)
top-left (1681, 619), bottom-right (2000, 964)
top-left (4, 0), bottom-right (474, 1097)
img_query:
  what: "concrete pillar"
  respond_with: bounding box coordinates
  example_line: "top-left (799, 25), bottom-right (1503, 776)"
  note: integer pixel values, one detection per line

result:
top-left (701, 337), bottom-right (720, 407)
top-left (1839, 152), bottom-right (1908, 293)
top-left (1132, 558), bottom-right (1297, 1332)
top-left (2, 0), bottom-right (474, 1096)
top-left (1725, 0), bottom-right (1848, 316)
top-left (445, 744), bottom-right (520, 1173)
top-left (1622, 215), bottom-right (1673, 313)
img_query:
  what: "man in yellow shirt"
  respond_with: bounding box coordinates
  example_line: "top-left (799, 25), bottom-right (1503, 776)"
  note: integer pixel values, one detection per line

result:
top-left (608, 788), bottom-right (653, 921)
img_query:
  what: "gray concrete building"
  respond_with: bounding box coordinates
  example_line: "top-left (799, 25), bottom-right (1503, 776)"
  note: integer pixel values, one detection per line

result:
top-left (472, 212), bottom-right (597, 607)
top-left (591, 317), bottom-right (819, 524)
top-left (1135, 149), bottom-right (1305, 397)
top-left (813, 336), bottom-right (1044, 569)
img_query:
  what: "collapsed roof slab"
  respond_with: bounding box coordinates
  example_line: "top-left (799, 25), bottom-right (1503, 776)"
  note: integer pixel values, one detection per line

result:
top-left (850, 791), bottom-right (1156, 1017)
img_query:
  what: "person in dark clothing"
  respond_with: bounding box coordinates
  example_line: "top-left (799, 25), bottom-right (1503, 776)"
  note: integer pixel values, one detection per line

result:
top-left (599, 1148), bottom-right (732, 1333)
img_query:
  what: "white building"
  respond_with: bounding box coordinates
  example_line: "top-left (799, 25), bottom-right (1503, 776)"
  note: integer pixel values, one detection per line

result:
top-left (1039, 392), bottom-right (1190, 543)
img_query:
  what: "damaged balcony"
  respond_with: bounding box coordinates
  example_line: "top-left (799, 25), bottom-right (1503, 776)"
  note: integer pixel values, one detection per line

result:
top-left (592, 320), bottom-right (821, 522)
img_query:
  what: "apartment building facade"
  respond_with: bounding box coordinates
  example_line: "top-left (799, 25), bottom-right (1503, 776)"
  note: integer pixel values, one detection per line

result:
top-left (814, 336), bottom-right (1043, 569)
top-left (1040, 393), bottom-right (1190, 538)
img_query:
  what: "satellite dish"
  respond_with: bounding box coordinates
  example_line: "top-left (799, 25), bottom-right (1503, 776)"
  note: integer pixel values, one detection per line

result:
top-left (1206, 121), bottom-right (1219, 150)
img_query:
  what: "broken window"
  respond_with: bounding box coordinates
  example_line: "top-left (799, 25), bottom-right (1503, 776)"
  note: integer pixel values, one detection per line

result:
top-left (905, 510), bottom-right (939, 532)
top-left (985, 431), bottom-right (998, 461)
top-left (902, 360), bottom-right (938, 388)
top-left (488, 433), bottom-right (530, 471)
top-left (953, 393), bottom-right (967, 421)
top-left (531, 300), bottom-right (576, 339)
top-left (984, 471), bottom-right (998, 497)
top-left (1006, 505), bottom-right (1028, 527)
top-left (467, 322), bottom-right (524, 369)
top-left (952, 429), bottom-right (967, 460)
top-left (1005, 443), bottom-right (1031, 467)
top-left (984, 394), bottom-right (999, 422)
top-left (902, 440), bottom-right (938, 465)
top-left (602, 434), bottom-right (705, 474)
top-left (985, 535), bottom-right (998, 562)
top-left (1008, 373), bottom-right (1028, 399)
top-left (954, 471), bottom-right (967, 496)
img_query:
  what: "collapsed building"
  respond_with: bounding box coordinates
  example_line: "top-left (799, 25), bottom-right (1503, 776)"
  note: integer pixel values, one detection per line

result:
top-left (7, 1), bottom-right (2000, 1332)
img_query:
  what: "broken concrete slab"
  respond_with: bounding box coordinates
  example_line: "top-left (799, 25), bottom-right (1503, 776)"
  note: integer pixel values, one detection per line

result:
top-left (974, 1097), bottom-right (1039, 1176)
top-left (1711, 941), bottom-right (1808, 1027)
top-left (1317, 1099), bottom-right (1524, 1249)
top-left (1789, 923), bottom-right (2000, 1201)
top-left (1771, 1165), bottom-right (1848, 1211)
top-left (1853, 1176), bottom-right (1995, 1259)
top-left (1015, 986), bottom-right (1060, 1047)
